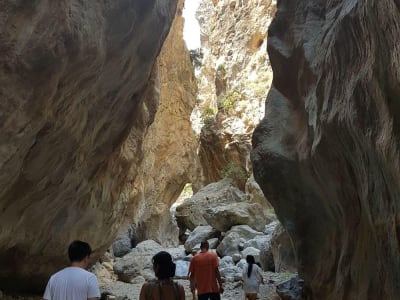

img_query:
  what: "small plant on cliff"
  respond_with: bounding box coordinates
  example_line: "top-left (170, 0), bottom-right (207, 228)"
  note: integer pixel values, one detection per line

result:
top-left (218, 91), bottom-right (243, 114)
top-left (222, 161), bottom-right (248, 181)
top-left (189, 48), bottom-right (203, 69)
top-left (201, 107), bottom-right (217, 128)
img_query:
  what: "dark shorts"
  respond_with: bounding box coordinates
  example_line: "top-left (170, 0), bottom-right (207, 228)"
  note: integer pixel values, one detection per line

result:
top-left (198, 293), bottom-right (221, 300)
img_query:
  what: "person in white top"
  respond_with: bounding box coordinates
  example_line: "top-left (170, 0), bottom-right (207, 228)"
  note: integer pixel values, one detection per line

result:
top-left (43, 240), bottom-right (101, 300)
top-left (242, 255), bottom-right (264, 300)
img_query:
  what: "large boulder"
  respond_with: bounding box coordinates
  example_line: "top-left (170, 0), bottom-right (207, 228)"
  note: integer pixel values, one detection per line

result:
top-left (217, 225), bottom-right (264, 257)
top-left (175, 178), bottom-right (268, 232)
top-left (113, 240), bottom-right (163, 283)
top-left (112, 224), bottom-right (135, 258)
top-left (0, 0), bottom-right (178, 293)
top-left (184, 225), bottom-right (220, 252)
top-left (252, 0), bottom-right (400, 298)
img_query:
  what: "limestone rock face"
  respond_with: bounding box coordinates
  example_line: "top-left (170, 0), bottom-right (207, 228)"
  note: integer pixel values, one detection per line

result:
top-left (194, 0), bottom-right (276, 187)
top-left (252, 1), bottom-right (400, 299)
top-left (0, 0), bottom-right (177, 293)
top-left (129, 0), bottom-right (199, 247)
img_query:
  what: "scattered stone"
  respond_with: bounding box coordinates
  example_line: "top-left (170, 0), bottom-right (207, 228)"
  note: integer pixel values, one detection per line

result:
top-left (276, 275), bottom-right (304, 300)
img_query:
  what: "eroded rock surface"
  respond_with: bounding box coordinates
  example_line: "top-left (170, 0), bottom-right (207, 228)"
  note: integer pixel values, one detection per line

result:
top-left (193, 0), bottom-right (276, 187)
top-left (0, 0), bottom-right (177, 293)
top-left (129, 0), bottom-right (199, 247)
top-left (252, 1), bottom-right (400, 299)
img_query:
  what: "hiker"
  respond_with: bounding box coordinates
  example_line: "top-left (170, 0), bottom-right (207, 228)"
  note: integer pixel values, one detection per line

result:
top-left (43, 240), bottom-right (100, 300)
top-left (242, 255), bottom-right (264, 300)
top-left (188, 249), bottom-right (198, 300)
top-left (189, 240), bottom-right (224, 300)
top-left (139, 251), bottom-right (185, 300)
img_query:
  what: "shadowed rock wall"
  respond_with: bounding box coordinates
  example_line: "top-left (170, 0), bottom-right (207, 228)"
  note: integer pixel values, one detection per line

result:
top-left (252, 1), bottom-right (400, 299)
top-left (0, 0), bottom-right (177, 293)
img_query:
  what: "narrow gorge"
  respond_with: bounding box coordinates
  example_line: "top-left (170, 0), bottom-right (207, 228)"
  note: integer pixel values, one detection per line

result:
top-left (0, 0), bottom-right (399, 299)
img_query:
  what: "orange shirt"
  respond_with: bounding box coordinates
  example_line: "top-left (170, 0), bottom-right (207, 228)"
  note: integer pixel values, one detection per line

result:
top-left (189, 251), bottom-right (219, 294)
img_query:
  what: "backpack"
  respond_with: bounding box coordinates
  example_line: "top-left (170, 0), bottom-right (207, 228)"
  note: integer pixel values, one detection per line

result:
top-left (146, 279), bottom-right (180, 300)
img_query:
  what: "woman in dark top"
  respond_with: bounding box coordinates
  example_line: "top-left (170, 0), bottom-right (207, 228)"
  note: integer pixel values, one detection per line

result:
top-left (139, 251), bottom-right (185, 300)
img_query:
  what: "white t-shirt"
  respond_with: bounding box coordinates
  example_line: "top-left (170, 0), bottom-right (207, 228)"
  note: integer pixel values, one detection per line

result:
top-left (242, 264), bottom-right (263, 293)
top-left (43, 266), bottom-right (100, 300)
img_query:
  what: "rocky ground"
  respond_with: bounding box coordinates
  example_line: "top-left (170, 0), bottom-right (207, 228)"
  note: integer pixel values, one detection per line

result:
top-left (0, 271), bottom-right (291, 300)
top-left (99, 271), bottom-right (287, 300)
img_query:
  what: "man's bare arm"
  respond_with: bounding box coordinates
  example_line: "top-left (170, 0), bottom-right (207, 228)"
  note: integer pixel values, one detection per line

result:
top-left (215, 267), bottom-right (224, 294)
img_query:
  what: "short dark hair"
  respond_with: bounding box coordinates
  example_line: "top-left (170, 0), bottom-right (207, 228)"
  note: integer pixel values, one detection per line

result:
top-left (68, 240), bottom-right (92, 262)
top-left (200, 240), bottom-right (209, 250)
top-left (152, 251), bottom-right (176, 280)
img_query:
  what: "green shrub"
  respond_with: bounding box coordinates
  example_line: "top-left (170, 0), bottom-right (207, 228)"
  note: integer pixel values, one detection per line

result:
top-left (218, 91), bottom-right (243, 114)
top-left (189, 48), bottom-right (203, 69)
top-left (222, 161), bottom-right (248, 181)
top-left (201, 107), bottom-right (217, 128)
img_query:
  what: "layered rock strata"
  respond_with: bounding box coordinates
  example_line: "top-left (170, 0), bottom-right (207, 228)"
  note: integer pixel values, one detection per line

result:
top-left (0, 0), bottom-right (177, 293)
top-left (252, 1), bottom-right (400, 299)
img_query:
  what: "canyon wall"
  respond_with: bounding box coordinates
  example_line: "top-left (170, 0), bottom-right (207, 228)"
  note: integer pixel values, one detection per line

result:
top-left (194, 0), bottom-right (275, 187)
top-left (252, 0), bottom-right (400, 299)
top-left (0, 0), bottom-right (177, 293)
top-left (129, 0), bottom-right (199, 246)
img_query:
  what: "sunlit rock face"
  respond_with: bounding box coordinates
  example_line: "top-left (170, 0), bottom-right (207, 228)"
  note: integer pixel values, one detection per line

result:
top-left (0, 0), bottom-right (177, 293)
top-left (129, 0), bottom-right (199, 247)
top-left (252, 1), bottom-right (400, 299)
top-left (194, 0), bottom-right (276, 187)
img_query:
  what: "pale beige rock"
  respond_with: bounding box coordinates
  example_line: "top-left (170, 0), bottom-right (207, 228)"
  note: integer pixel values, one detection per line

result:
top-left (129, 0), bottom-right (199, 247)
top-left (193, 0), bottom-right (276, 187)
top-left (0, 0), bottom-right (178, 293)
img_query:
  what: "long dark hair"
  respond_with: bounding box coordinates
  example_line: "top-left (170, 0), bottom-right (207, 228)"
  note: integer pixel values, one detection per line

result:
top-left (246, 255), bottom-right (255, 278)
top-left (152, 251), bottom-right (176, 280)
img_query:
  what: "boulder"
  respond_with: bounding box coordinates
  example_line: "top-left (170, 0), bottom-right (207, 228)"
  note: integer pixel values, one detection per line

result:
top-left (276, 275), bottom-right (304, 300)
top-left (175, 260), bottom-right (190, 278)
top-left (166, 246), bottom-right (187, 261)
top-left (113, 240), bottom-right (163, 282)
top-left (243, 234), bottom-right (271, 251)
top-left (176, 179), bottom-right (269, 232)
top-left (184, 225), bottom-right (219, 252)
top-left (241, 247), bottom-right (261, 263)
top-left (176, 179), bottom-right (245, 230)
top-left (203, 202), bottom-right (268, 232)
top-left (219, 256), bottom-right (242, 281)
top-left (217, 225), bottom-right (264, 257)
top-left (111, 224), bottom-right (134, 258)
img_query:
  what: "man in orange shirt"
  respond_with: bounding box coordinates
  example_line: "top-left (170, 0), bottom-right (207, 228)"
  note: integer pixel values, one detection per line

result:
top-left (189, 240), bottom-right (224, 300)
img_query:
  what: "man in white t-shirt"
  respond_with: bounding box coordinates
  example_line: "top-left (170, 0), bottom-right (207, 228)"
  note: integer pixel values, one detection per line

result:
top-left (43, 240), bottom-right (101, 300)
